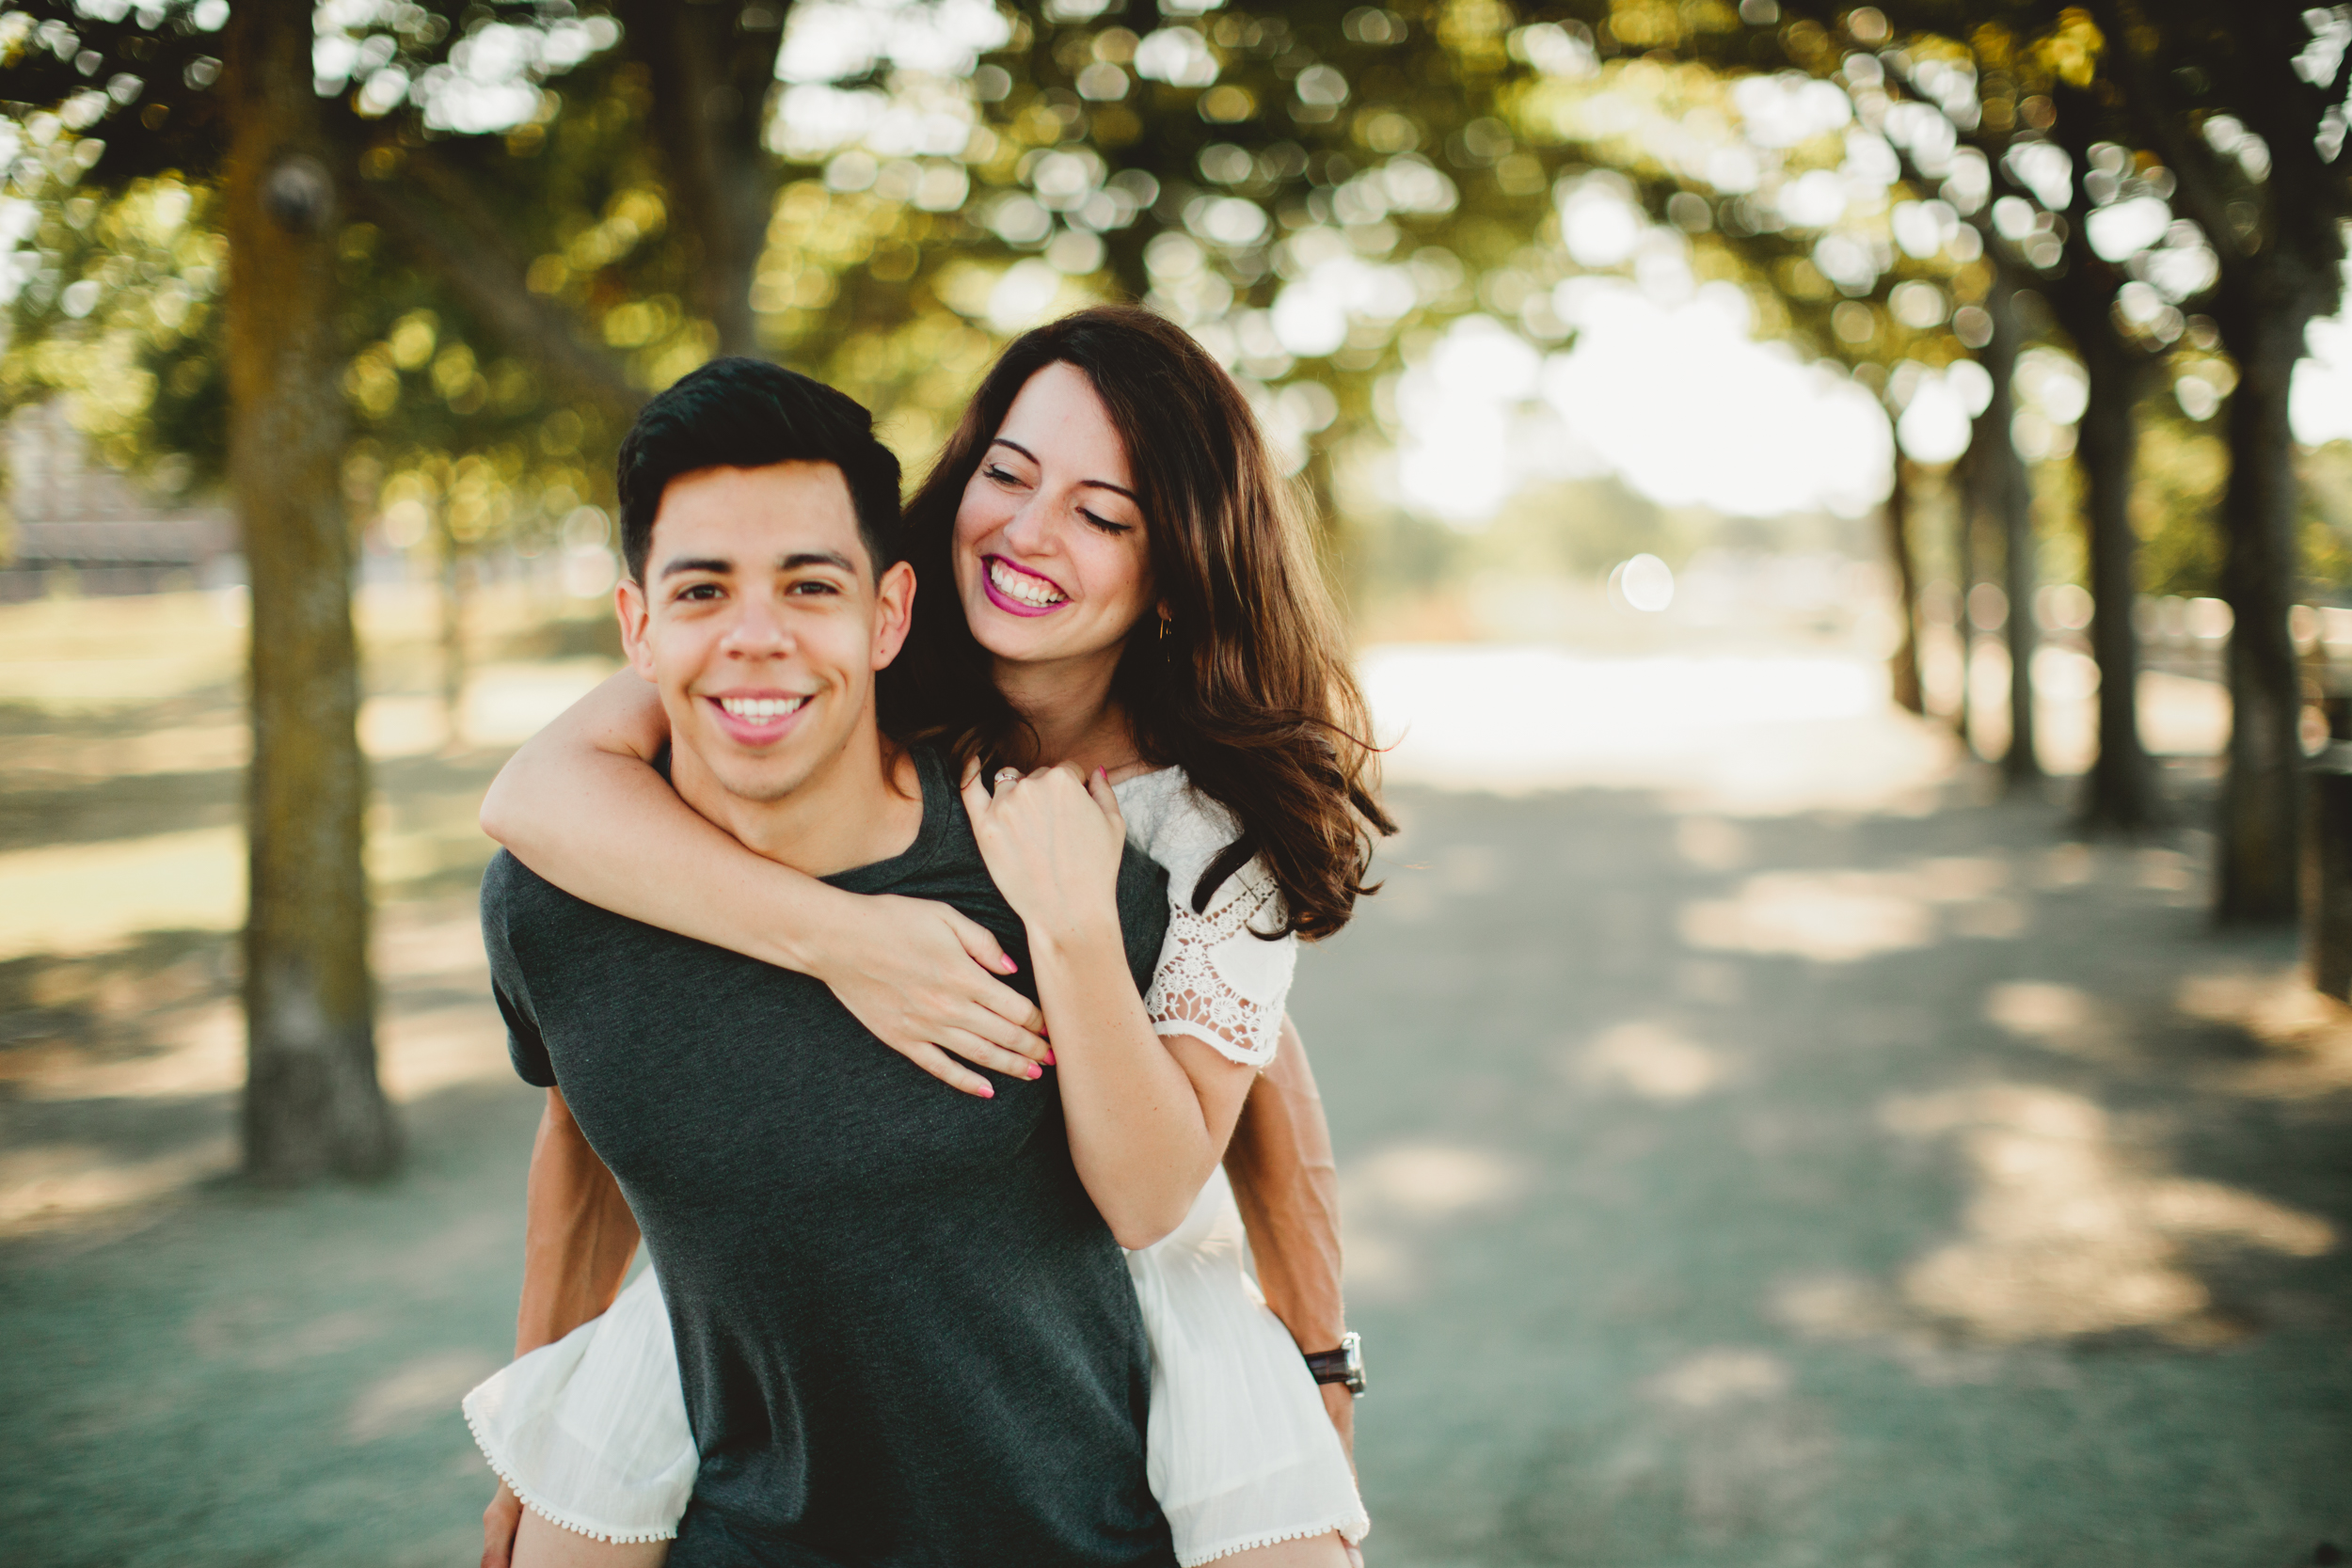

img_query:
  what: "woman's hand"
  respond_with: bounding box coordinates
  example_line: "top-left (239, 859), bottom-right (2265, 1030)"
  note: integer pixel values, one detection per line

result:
top-left (805, 892), bottom-right (1054, 1099)
top-left (960, 763), bottom-right (1127, 946)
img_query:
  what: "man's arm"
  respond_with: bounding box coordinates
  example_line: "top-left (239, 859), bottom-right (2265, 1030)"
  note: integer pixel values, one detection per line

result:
top-left (1222, 1015), bottom-right (1354, 1456)
top-left (483, 1087), bottom-right (642, 1568)
top-left (516, 1085), bottom-right (642, 1354)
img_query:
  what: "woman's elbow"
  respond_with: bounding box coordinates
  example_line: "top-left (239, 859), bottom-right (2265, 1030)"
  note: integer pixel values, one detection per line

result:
top-left (478, 757), bottom-right (538, 849)
top-left (1110, 1219), bottom-right (1176, 1251)
top-left (1106, 1195), bottom-right (1192, 1251)
top-left (477, 761), bottom-right (519, 846)
top-left (478, 781), bottom-right (515, 847)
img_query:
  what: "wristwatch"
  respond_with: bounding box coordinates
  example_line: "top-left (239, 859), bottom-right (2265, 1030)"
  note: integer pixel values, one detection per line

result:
top-left (1303, 1331), bottom-right (1365, 1396)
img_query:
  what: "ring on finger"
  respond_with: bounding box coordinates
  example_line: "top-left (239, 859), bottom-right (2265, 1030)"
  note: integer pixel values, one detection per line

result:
top-left (993, 767), bottom-right (1021, 784)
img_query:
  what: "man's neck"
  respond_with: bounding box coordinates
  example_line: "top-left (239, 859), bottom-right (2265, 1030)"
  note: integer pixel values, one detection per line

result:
top-left (993, 650), bottom-right (1138, 772)
top-left (670, 721), bottom-right (923, 879)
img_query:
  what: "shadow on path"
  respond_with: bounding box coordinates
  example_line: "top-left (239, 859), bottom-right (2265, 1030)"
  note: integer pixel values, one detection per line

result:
top-left (1311, 774), bottom-right (2352, 1568)
top-left (3, 761), bottom-right (2348, 1566)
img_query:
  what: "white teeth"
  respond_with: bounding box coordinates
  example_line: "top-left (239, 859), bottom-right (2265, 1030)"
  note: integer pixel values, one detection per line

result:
top-left (990, 558), bottom-right (1066, 608)
top-left (718, 696), bottom-right (807, 721)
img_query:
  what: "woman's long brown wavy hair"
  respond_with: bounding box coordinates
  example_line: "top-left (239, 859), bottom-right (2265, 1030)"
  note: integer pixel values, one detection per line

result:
top-left (883, 305), bottom-right (1394, 942)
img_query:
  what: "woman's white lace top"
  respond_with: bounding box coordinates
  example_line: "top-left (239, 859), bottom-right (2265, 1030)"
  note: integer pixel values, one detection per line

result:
top-left (1111, 768), bottom-right (1295, 1069)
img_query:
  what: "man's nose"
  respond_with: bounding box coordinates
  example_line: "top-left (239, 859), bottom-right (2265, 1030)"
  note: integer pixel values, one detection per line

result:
top-left (719, 595), bottom-right (791, 657)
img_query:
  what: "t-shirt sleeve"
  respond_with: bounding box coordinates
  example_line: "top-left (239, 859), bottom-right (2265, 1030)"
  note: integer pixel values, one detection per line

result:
top-left (480, 854), bottom-right (556, 1089)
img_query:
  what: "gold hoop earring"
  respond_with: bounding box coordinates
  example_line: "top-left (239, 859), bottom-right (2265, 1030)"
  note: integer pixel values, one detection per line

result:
top-left (1157, 615), bottom-right (1171, 641)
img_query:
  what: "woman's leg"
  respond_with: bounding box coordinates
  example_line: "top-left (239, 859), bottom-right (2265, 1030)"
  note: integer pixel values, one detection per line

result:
top-left (511, 1508), bottom-right (670, 1568)
top-left (1212, 1530), bottom-right (1354, 1567)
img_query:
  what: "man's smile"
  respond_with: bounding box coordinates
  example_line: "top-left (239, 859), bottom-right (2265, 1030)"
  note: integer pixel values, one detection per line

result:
top-left (703, 689), bottom-right (814, 746)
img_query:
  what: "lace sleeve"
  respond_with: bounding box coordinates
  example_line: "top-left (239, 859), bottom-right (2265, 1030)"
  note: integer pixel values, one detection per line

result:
top-left (1142, 857), bottom-right (1296, 1069)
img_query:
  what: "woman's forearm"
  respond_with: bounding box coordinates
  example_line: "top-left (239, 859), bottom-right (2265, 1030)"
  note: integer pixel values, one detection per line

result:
top-left (1031, 919), bottom-right (1248, 1249)
top-left (493, 738), bottom-right (862, 972)
top-left (480, 671), bottom-right (853, 973)
top-left (485, 677), bottom-right (1049, 1086)
top-left (1224, 1016), bottom-right (1346, 1353)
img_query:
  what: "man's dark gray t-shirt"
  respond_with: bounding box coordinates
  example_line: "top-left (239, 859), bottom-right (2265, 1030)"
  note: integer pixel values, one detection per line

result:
top-left (481, 746), bottom-right (1176, 1568)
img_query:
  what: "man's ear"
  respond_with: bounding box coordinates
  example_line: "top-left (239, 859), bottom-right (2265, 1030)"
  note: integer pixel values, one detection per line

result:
top-left (615, 575), bottom-right (658, 682)
top-left (870, 559), bottom-right (917, 671)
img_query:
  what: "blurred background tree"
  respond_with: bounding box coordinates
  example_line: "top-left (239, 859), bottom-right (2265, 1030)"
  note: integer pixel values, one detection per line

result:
top-left (1, 0), bottom-right (2346, 1179)
top-left (0, 0), bottom-right (792, 1180)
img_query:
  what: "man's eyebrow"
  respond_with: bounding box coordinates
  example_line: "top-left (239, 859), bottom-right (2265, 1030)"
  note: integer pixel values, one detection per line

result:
top-left (988, 437), bottom-right (1138, 504)
top-left (660, 550), bottom-right (857, 578)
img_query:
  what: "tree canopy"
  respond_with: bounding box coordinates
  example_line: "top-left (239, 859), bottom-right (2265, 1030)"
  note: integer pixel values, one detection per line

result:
top-left (5, 0), bottom-right (2350, 1175)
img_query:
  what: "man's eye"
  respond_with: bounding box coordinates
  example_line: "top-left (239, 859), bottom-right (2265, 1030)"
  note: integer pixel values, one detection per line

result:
top-left (677, 583), bottom-right (722, 601)
top-left (787, 579), bottom-right (841, 595)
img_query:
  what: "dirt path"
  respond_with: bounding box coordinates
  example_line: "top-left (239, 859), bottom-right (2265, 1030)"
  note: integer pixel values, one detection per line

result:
top-left (1317, 778), bottom-right (2351, 1567)
top-left (4, 632), bottom-right (2348, 1565)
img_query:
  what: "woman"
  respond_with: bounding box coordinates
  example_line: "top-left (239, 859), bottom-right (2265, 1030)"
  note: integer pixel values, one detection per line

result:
top-left (466, 307), bottom-right (1392, 1565)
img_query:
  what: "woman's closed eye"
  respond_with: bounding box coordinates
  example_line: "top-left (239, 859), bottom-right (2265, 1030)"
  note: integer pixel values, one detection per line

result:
top-left (983, 463), bottom-right (1028, 488)
top-left (1080, 508), bottom-right (1133, 536)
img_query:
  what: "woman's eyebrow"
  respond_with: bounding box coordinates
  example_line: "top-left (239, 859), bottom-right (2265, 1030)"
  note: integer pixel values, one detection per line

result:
top-left (989, 436), bottom-right (1137, 503)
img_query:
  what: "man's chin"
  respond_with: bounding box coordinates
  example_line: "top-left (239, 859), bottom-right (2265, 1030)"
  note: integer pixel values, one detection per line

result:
top-left (674, 721), bottom-right (822, 804)
top-left (700, 753), bottom-right (816, 804)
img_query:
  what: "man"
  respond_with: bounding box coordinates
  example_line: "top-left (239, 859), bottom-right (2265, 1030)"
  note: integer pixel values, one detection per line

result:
top-left (477, 358), bottom-right (1176, 1564)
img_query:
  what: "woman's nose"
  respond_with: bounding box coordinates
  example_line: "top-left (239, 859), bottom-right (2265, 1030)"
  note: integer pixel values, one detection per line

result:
top-left (1001, 495), bottom-right (1055, 555)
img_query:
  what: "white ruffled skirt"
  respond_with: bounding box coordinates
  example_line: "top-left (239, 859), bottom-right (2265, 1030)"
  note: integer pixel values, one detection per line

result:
top-left (463, 1166), bottom-right (1367, 1564)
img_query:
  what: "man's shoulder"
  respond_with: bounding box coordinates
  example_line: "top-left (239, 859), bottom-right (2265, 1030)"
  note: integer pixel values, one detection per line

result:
top-left (479, 849), bottom-right (636, 960)
top-left (843, 744), bottom-right (989, 898)
top-left (480, 847), bottom-right (569, 926)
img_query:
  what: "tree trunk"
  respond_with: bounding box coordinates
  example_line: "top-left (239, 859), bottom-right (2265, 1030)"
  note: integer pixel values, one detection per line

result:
top-left (2039, 82), bottom-right (2157, 832)
top-left (224, 8), bottom-right (397, 1180)
top-left (623, 0), bottom-right (787, 358)
top-left (2213, 300), bottom-right (2312, 923)
top-left (438, 511), bottom-right (467, 748)
top-left (1882, 454), bottom-right (1925, 716)
top-left (2074, 323), bottom-right (2159, 831)
top-left (2079, 0), bottom-right (2351, 913)
top-left (1976, 263), bottom-right (2039, 786)
top-left (1954, 447), bottom-right (1976, 749)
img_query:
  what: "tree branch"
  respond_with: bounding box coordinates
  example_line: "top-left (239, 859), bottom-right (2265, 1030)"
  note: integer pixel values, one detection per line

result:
top-left (2328, 18), bottom-right (2352, 123)
top-left (616, 0), bottom-right (785, 357)
top-left (2080, 0), bottom-right (2247, 266)
top-left (347, 152), bottom-right (643, 423)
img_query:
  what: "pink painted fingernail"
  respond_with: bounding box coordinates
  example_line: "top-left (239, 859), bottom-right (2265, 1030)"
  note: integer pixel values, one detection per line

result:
top-left (1028, 1063), bottom-right (1045, 1080)
top-left (977, 1085), bottom-right (994, 1099)
top-left (1041, 1048), bottom-right (1057, 1067)
top-left (998, 956), bottom-right (1019, 974)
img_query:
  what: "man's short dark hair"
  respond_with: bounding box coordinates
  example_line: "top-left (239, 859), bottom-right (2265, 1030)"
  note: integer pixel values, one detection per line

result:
top-left (615, 357), bottom-right (901, 582)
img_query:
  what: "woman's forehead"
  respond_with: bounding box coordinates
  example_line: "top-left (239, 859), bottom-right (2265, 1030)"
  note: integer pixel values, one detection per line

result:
top-left (996, 363), bottom-right (1132, 483)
